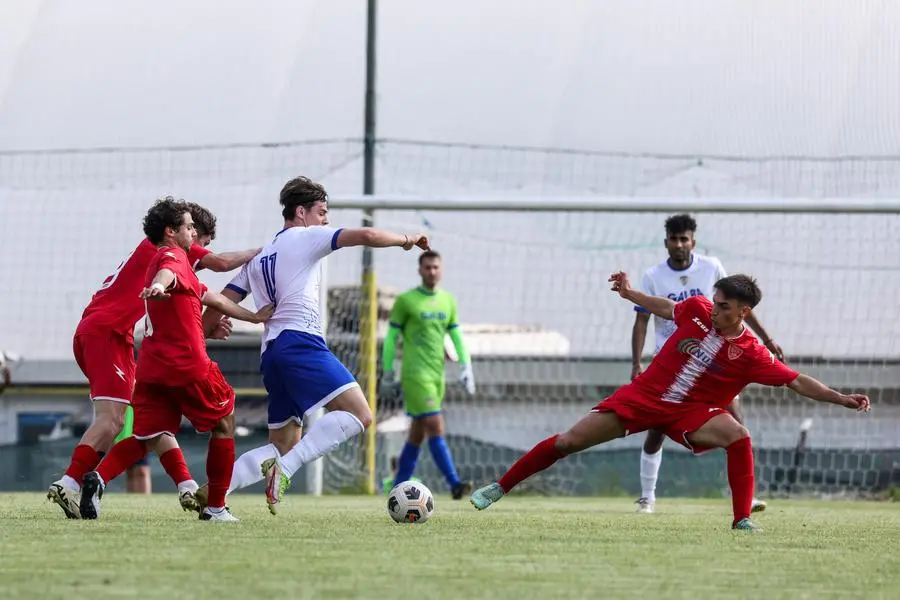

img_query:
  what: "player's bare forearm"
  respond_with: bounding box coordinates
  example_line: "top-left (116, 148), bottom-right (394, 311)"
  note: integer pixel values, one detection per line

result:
top-left (631, 312), bottom-right (650, 366)
top-left (150, 268), bottom-right (176, 290)
top-left (200, 248), bottom-right (262, 272)
top-left (787, 374), bottom-right (869, 411)
top-left (336, 228), bottom-right (429, 251)
top-left (745, 311), bottom-right (785, 360)
top-left (623, 289), bottom-right (675, 321)
top-left (202, 287), bottom-right (244, 336)
top-left (202, 291), bottom-right (272, 324)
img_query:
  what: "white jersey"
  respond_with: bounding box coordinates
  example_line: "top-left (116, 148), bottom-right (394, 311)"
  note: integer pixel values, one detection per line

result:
top-left (227, 225), bottom-right (343, 351)
top-left (637, 252), bottom-right (728, 353)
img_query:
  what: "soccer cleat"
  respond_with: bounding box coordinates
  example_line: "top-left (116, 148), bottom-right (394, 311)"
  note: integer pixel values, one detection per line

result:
top-left (194, 483), bottom-right (209, 512)
top-left (635, 497), bottom-right (655, 514)
top-left (79, 471), bottom-right (104, 520)
top-left (47, 480), bottom-right (81, 519)
top-left (199, 507), bottom-right (239, 522)
top-left (179, 489), bottom-right (201, 513)
top-left (470, 482), bottom-right (504, 510)
top-left (732, 517), bottom-right (762, 532)
top-left (750, 498), bottom-right (767, 513)
top-left (261, 457), bottom-right (290, 515)
top-left (451, 481), bottom-right (473, 500)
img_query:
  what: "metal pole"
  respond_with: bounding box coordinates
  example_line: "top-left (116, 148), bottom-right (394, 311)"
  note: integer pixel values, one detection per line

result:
top-left (360, 0), bottom-right (378, 495)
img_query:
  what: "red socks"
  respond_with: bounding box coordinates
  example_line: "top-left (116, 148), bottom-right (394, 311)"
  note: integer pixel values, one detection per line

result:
top-left (97, 437), bottom-right (147, 485)
top-left (159, 448), bottom-right (192, 486)
top-left (206, 437), bottom-right (235, 509)
top-left (64, 444), bottom-right (103, 484)
top-left (726, 436), bottom-right (755, 524)
top-left (498, 434), bottom-right (566, 493)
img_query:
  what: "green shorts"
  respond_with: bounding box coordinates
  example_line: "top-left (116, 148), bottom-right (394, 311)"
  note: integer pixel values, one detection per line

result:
top-left (402, 378), bottom-right (445, 418)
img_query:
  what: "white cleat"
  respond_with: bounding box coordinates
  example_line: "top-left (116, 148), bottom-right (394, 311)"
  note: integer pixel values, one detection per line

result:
top-left (751, 498), bottom-right (768, 513)
top-left (47, 480), bottom-right (81, 519)
top-left (635, 497), bottom-right (655, 514)
top-left (200, 507), bottom-right (239, 522)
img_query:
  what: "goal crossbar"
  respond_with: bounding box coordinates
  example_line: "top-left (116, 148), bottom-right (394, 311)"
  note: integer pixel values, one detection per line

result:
top-left (328, 195), bottom-right (900, 213)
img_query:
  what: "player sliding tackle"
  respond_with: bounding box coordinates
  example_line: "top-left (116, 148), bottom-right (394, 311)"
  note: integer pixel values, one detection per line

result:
top-left (196, 176), bottom-right (430, 514)
top-left (471, 272), bottom-right (870, 531)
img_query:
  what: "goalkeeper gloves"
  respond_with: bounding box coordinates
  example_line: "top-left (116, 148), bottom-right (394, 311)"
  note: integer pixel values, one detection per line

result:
top-left (379, 371), bottom-right (402, 401)
top-left (459, 363), bottom-right (476, 395)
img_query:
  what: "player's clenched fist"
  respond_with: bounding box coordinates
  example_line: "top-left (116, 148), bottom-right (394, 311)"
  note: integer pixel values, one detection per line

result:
top-left (840, 393), bottom-right (871, 413)
top-left (403, 234), bottom-right (430, 251)
top-left (608, 271), bottom-right (632, 297)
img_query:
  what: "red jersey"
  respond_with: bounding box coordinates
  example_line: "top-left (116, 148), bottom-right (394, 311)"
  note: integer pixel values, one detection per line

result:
top-left (78, 239), bottom-right (211, 343)
top-left (135, 246), bottom-right (211, 386)
top-left (632, 296), bottom-right (798, 407)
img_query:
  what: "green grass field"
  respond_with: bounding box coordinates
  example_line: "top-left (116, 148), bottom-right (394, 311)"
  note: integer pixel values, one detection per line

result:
top-left (2, 493), bottom-right (898, 600)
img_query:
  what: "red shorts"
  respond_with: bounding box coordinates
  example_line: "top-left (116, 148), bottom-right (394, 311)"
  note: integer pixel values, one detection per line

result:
top-left (592, 385), bottom-right (728, 454)
top-left (132, 362), bottom-right (235, 439)
top-left (73, 331), bottom-right (135, 404)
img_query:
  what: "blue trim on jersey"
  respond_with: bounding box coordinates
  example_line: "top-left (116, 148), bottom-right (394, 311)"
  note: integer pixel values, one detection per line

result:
top-left (274, 227), bottom-right (290, 239)
top-left (634, 306), bottom-right (650, 313)
top-left (666, 254), bottom-right (694, 272)
top-left (447, 323), bottom-right (459, 329)
top-left (416, 287), bottom-right (437, 296)
top-left (388, 321), bottom-right (404, 330)
top-left (225, 283), bottom-right (248, 299)
top-left (330, 228), bottom-right (344, 251)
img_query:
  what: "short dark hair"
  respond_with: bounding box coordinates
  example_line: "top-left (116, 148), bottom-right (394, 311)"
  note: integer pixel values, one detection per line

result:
top-left (187, 202), bottom-right (216, 241)
top-left (143, 196), bottom-right (190, 244)
top-left (280, 176), bottom-right (328, 220)
top-left (714, 274), bottom-right (762, 308)
top-left (665, 213), bottom-right (697, 236)
top-left (418, 250), bottom-right (441, 266)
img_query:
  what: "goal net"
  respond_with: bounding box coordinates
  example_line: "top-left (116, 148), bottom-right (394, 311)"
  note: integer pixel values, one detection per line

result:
top-left (322, 197), bottom-right (900, 499)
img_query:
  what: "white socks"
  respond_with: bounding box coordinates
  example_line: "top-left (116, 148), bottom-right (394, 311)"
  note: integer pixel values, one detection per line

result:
top-left (640, 450), bottom-right (663, 502)
top-left (178, 479), bottom-right (198, 494)
top-left (279, 411), bottom-right (364, 479)
top-left (227, 443), bottom-right (279, 494)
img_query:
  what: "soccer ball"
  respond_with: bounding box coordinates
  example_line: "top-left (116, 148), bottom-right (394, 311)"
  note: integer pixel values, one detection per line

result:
top-left (387, 481), bottom-right (434, 524)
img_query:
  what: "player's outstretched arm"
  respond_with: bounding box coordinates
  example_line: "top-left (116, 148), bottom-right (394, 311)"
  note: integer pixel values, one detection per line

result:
top-left (744, 311), bottom-right (785, 361)
top-left (336, 228), bottom-right (430, 251)
top-left (631, 311), bottom-right (651, 380)
top-left (202, 288), bottom-right (244, 338)
top-left (608, 271), bottom-right (675, 320)
top-left (199, 247), bottom-right (262, 272)
top-left (787, 374), bottom-right (871, 412)
top-left (202, 290), bottom-right (273, 324)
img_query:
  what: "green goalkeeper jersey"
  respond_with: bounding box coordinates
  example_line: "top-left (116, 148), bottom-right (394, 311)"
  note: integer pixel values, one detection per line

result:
top-left (389, 287), bottom-right (459, 382)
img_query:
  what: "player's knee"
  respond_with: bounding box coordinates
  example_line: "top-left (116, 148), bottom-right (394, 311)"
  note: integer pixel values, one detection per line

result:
top-left (355, 407), bottom-right (373, 430)
top-left (555, 432), bottom-right (582, 456)
top-left (212, 415), bottom-right (235, 438)
top-left (643, 430), bottom-right (664, 454)
top-left (729, 424), bottom-right (750, 444)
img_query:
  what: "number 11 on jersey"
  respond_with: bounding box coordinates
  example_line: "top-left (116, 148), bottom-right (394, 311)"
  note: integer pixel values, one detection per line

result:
top-left (260, 253), bottom-right (278, 305)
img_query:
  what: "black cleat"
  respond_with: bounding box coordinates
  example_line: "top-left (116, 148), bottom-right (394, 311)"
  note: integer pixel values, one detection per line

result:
top-left (451, 481), bottom-right (473, 500)
top-left (79, 471), bottom-right (104, 520)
